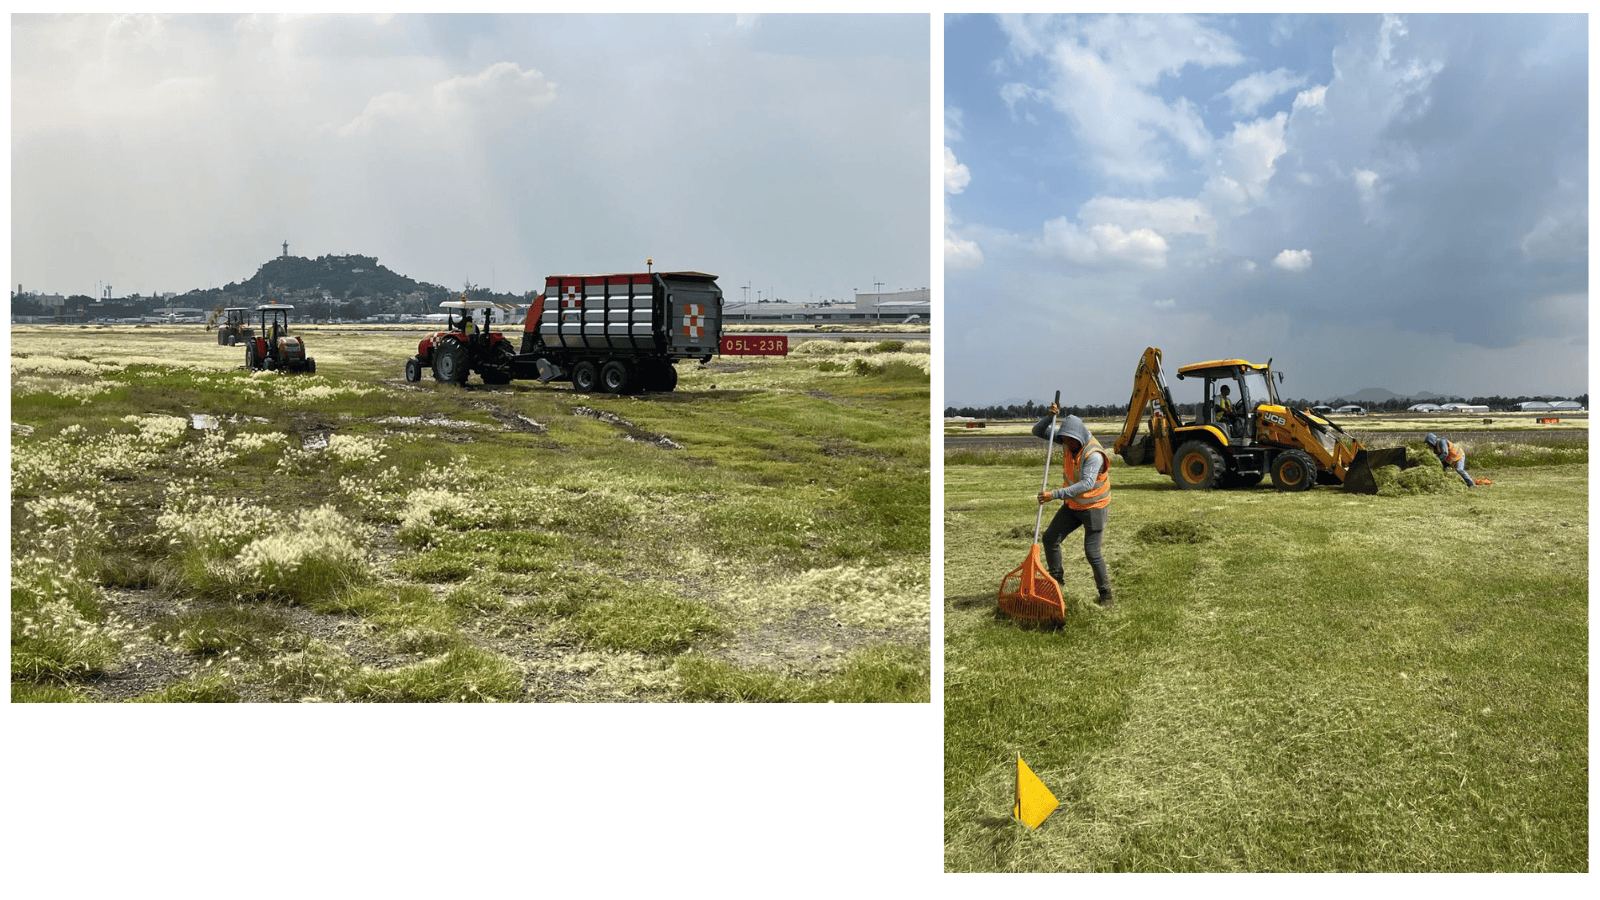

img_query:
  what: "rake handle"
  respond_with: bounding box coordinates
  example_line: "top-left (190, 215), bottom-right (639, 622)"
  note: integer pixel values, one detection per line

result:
top-left (1033, 390), bottom-right (1060, 542)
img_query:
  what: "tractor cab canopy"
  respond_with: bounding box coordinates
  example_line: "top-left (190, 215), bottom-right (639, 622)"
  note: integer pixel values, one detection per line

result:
top-left (439, 299), bottom-right (499, 332)
top-left (255, 304), bottom-right (295, 322)
top-left (440, 299), bottom-right (492, 330)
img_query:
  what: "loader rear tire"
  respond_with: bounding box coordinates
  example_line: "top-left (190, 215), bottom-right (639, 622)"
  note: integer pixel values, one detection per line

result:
top-left (1173, 441), bottom-right (1224, 490)
top-left (1270, 449), bottom-right (1317, 492)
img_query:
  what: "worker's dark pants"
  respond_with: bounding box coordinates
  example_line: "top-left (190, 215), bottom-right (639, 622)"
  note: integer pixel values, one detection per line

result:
top-left (1042, 504), bottom-right (1111, 597)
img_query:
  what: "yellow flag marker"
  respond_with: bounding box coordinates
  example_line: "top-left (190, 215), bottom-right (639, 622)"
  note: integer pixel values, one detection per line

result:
top-left (1014, 754), bottom-right (1059, 829)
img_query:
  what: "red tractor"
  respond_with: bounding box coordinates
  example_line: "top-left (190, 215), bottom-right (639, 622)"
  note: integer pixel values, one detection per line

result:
top-left (405, 299), bottom-right (516, 385)
top-left (244, 304), bottom-right (316, 374)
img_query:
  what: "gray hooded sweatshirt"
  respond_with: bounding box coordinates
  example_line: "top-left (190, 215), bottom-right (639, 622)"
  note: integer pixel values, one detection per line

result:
top-left (1032, 413), bottom-right (1105, 502)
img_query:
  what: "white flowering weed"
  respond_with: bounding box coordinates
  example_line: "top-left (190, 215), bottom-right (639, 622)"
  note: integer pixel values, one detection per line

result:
top-left (731, 563), bottom-right (929, 630)
top-left (10, 556), bottom-right (126, 680)
top-left (159, 494), bottom-right (270, 557)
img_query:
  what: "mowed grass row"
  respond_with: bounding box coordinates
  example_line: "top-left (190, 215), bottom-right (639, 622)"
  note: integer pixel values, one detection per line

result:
top-left (10, 325), bottom-right (931, 702)
top-left (944, 452), bottom-right (1586, 871)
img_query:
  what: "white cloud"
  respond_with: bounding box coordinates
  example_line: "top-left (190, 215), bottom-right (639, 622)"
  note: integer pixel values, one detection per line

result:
top-left (340, 61), bottom-right (556, 136)
top-left (996, 13), bottom-right (1241, 184)
top-left (1153, 298), bottom-right (1176, 311)
top-left (1036, 217), bottom-right (1168, 268)
top-left (945, 232), bottom-right (986, 269)
top-left (945, 106), bottom-right (965, 142)
top-left (944, 146), bottom-right (971, 194)
top-left (1220, 68), bottom-right (1306, 117)
top-left (1353, 168), bottom-right (1380, 206)
top-left (1215, 112), bottom-right (1288, 205)
top-left (1272, 249), bottom-right (1313, 272)
top-left (1292, 84), bottom-right (1327, 113)
top-left (1079, 196), bottom-right (1215, 239)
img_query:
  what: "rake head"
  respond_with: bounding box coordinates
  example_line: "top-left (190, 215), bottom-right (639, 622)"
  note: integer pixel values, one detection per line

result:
top-left (998, 543), bottom-right (1066, 625)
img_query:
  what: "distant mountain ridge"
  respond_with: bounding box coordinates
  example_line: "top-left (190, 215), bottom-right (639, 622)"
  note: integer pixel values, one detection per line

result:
top-left (1333, 387), bottom-right (1445, 403)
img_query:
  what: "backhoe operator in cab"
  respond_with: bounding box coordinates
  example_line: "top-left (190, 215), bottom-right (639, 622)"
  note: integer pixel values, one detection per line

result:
top-left (1033, 401), bottom-right (1115, 608)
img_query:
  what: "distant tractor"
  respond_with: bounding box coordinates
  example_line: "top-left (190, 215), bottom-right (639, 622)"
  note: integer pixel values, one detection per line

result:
top-left (244, 304), bottom-right (316, 374)
top-left (215, 307), bottom-right (254, 346)
top-left (405, 299), bottom-right (517, 385)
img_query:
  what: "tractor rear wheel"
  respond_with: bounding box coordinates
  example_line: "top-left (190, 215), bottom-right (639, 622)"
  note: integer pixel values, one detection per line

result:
top-left (600, 360), bottom-right (632, 394)
top-left (572, 360), bottom-right (599, 393)
top-left (1270, 449), bottom-right (1317, 492)
top-left (1172, 440), bottom-right (1224, 490)
top-left (434, 340), bottom-right (468, 384)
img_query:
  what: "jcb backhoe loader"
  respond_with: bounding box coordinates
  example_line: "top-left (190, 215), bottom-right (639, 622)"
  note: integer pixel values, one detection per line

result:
top-left (1110, 347), bottom-right (1410, 493)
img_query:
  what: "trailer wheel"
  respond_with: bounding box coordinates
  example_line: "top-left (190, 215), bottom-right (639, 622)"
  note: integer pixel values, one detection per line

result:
top-left (1270, 449), bottom-right (1317, 492)
top-left (1172, 440), bottom-right (1224, 490)
top-left (572, 361), bottom-right (599, 393)
top-left (657, 362), bottom-right (678, 392)
top-left (434, 340), bottom-right (468, 384)
top-left (600, 360), bottom-right (632, 394)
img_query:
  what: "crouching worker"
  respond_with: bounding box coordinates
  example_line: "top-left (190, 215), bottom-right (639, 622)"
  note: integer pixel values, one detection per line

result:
top-left (1033, 402), bottom-right (1114, 608)
top-left (1425, 433), bottom-right (1476, 487)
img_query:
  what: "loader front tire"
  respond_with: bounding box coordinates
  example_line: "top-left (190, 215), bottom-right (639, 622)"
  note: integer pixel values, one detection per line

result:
top-left (1173, 440), bottom-right (1224, 490)
top-left (1270, 449), bottom-right (1317, 492)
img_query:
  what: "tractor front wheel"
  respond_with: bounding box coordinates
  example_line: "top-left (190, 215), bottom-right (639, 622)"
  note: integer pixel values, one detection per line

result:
top-left (1270, 449), bottom-right (1317, 492)
top-left (1172, 440), bottom-right (1224, 490)
top-left (245, 342), bottom-right (258, 370)
top-left (434, 341), bottom-right (468, 385)
top-left (405, 357), bottom-right (422, 383)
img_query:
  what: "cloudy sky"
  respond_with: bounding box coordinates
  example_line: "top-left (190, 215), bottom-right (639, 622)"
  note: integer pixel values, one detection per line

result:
top-left (11, 13), bottom-right (929, 305)
top-left (945, 13), bottom-right (1588, 407)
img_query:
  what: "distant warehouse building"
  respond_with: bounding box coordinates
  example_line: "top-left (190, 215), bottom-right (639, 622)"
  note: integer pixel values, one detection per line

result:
top-left (725, 287), bottom-right (930, 324)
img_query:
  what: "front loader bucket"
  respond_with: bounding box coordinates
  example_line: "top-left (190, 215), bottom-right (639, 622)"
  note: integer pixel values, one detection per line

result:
top-left (1342, 446), bottom-right (1413, 494)
top-left (998, 544), bottom-right (1066, 625)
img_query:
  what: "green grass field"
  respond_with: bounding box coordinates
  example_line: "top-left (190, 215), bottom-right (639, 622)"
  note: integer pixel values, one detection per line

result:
top-left (944, 449), bottom-right (1587, 871)
top-left (10, 324), bottom-right (930, 702)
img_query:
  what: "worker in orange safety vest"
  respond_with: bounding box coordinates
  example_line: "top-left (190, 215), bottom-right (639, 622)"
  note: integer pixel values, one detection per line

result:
top-left (1033, 401), bottom-right (1114, 608)
top-left (1424, 433), bottom-right (1476, 487)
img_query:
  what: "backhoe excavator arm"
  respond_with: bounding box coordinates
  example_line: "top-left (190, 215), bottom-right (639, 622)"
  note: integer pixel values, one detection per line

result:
top-left (1113, 347), bottom-right (1181, 467)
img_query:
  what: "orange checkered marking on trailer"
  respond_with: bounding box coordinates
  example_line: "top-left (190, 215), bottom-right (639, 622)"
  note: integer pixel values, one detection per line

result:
top-left (682, 303), bottom-right (705, 338)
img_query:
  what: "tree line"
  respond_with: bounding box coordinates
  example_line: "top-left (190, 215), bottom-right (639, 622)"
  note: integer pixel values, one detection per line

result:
top-left (945, 393), bottom-right (1588, 420)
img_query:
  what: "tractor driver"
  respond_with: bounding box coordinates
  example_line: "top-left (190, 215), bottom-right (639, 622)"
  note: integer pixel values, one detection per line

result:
top-left (459, 311), bottom-right (477, 336)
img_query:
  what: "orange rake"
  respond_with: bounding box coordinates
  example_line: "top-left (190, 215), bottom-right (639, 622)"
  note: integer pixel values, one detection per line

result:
top-left (998, 392), bottom-right (1066, 625)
